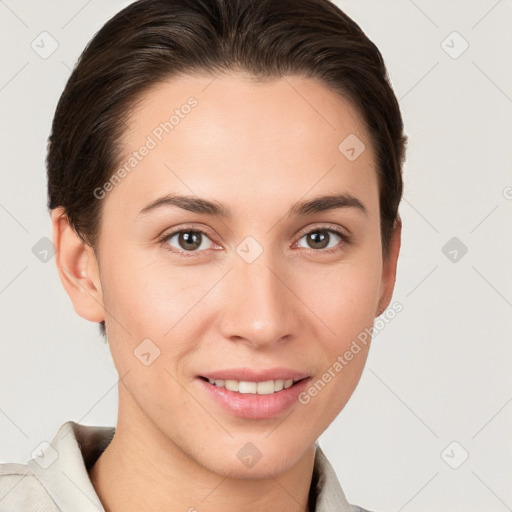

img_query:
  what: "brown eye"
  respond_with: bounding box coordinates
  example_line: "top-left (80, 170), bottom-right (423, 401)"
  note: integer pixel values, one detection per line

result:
top-left (296, 228), bottom-right (345, 252)
top-left (162, 229), bottom-right (213, 253)
top-left (306, 230), bottom-right (330, 249)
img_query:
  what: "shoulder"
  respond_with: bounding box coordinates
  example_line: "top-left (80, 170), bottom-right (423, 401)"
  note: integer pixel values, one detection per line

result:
top-left (0, 420), bottom-right (113, 511)
top-left (0, 461), bottom-right (60, 511)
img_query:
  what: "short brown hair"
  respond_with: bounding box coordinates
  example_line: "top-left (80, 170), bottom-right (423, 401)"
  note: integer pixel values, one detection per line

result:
top-left (47, 0), bottom-right (407, 337)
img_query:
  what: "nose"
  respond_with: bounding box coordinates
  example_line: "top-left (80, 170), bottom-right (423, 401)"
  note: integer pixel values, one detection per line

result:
top-left (218, 249), bottom-right (299, 350)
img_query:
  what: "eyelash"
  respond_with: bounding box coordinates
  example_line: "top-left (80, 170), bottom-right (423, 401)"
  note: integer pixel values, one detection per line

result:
top-left (157, 223), bottom-right (352, 258)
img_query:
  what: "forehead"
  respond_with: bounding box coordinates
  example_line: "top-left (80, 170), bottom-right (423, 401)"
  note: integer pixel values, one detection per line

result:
top-left (105, 72), bottom-right (378, 221)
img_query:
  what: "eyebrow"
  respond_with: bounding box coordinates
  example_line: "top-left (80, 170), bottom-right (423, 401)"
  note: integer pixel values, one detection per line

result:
top-left (138, 192), bottom-right (367, 218)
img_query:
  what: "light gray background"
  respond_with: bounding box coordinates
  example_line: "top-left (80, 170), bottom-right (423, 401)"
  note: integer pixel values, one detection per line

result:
top-left (1, 1), bottom-right (511, 511)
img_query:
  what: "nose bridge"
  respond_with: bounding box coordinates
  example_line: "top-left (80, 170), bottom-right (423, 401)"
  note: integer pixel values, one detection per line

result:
top-left (219, 244), bottom-right (296, 347)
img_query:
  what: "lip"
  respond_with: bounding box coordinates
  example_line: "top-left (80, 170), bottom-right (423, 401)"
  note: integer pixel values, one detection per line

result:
top-left (199, 367), bottom-right (310, 382)
top-left (197, 372), bottom-right (311, 420)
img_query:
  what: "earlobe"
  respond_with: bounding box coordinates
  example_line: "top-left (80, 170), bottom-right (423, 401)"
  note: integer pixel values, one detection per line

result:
top-left (376, 215), bottom-right (402, 317)
top-left (51, 207), bottom-right (105, 323)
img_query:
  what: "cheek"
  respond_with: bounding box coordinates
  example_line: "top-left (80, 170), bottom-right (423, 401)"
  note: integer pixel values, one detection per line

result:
top-left (100, 249), bottom-right (222, 361)
top-left (295, 262), bottom-right (380, 425)
top-left (98, 252), bottom-right (202, 398)
top-left (101, 248), bottom-right (186, 329)
top-left (298, 257), bottom-right (382, 348)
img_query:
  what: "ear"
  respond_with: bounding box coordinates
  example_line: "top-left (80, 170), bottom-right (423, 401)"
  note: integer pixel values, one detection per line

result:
top-left (51, 207), bottom-right (105, 323)
top-left (376, 215), bottom-right (402, 316)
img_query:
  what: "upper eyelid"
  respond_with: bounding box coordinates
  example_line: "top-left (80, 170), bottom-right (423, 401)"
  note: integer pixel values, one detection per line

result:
top-left (158, 223), bottom-right (215, 240)
top-left (296, 222), bottom-right (349, 238)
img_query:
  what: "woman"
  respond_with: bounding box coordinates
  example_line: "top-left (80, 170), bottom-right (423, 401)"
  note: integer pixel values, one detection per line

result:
top-left (0, 0), bottom-right (406, 510)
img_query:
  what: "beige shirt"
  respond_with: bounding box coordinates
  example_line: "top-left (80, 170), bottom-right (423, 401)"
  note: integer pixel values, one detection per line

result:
top-left (0, 421), bottom-right (372, 511)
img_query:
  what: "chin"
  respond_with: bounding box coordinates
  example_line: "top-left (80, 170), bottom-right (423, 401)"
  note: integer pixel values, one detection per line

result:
top-left (194, 436), bottom-right (311, 480)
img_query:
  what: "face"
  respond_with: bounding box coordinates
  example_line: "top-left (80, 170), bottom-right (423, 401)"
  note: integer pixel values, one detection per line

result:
top-left (76, 72), bottom-right (396, 477)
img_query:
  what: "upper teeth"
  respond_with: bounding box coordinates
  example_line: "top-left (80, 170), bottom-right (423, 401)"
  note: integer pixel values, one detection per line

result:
top-left (207, 378), bottom-right (297, 394)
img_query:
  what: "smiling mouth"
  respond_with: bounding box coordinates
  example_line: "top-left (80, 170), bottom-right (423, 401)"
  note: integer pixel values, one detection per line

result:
top-left (198, 376), bottom-right (308, 395)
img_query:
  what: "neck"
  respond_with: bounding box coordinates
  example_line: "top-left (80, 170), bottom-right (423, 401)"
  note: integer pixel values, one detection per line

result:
top-left (89, 389), bottom-right (316, 512)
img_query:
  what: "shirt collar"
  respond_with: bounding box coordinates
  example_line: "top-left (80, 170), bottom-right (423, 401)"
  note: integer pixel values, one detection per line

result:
top-left (312, 441), bottom-right (354, 511)
top-left (31, 421), bottom-right (354, 512)
top-left (28, 421), bottom-right (112, 511)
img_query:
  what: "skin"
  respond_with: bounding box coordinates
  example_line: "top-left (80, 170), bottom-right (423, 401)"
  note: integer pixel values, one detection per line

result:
top-left (51, 72), bottom-right (401, 512)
